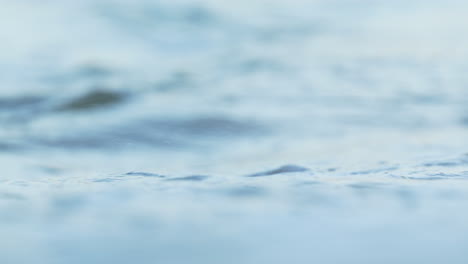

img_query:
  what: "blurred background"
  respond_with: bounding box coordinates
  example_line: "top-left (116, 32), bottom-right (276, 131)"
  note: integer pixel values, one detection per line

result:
top-left (2, 0), bottom-right (468, 263)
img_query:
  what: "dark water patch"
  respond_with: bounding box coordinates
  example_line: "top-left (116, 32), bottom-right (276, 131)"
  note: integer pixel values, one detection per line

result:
top-left (393, 188), bottom-right (419, 209)
top-left (350, 166), bottom-right (398, 176)
top-left (93, 178), bottom-right (122, 183)
top-left (226, 186), bottom-right (267, 197)
top-left (0, 142), bottom-right (22, 152)
top-left (403, 176), bottom-right (450, 180)
top-left (33, 115), bottom-right (265, 152)
top-left (0, 95), bottom-right (45, 110)
top-left (35, 136), bottom-right (120, 150)
top-left (110, 130), bottom-right (192, 149)
top-left (421, 156), bottom-right (468, 167)
top-left (97, 2), bottom-right (218, 35)
top-left (348, 182), bottom-right (397, 199)
top-left (460, 116), bottom-right (468, 127)
top-left (51, 195), bottom-right (87, 217)
top-left (124, 172), bottom-right (165, 178)
top-left (35, 130), bottom-right (190, 150)
top-left (407, 94), bottom-right (446, 104)
top-left (423, 155), bottom-right (468, 168)
top-left (0, 96), bottom-right (49, 125)
top-left (37, 166), bottom-right (64, 175)
top-left (428, 172), bottom-right (468, 178)
top-left (247, 164), bottom-right (310, 177)
top-left (145, 116), bottom-right (266, 138)
top-left (0, 95), bottom-right (46, 115)
top-left (347, 182), bottom-right (400, 198)
top-left (394, 172), bottom-right (468, 180)
top-left (347, 182), bottom-right (387, 190)
top-left (423, 161), bottom-right (460, 167)
top-left (296, 181), bottom-right (322, 187)
top-left (183, 5), bottom-right (216, 25)
top-left (166, 175), bottom-right (209, 182)
top-left (56, 89), bottom-right (126, 112)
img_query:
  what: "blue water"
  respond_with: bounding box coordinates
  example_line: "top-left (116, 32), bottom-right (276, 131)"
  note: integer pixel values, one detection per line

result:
top-left (2, 0), bottom-right (468, 263)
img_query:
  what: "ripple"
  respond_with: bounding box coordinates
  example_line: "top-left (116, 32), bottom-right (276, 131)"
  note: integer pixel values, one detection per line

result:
top-left (124, 172), bottom-right (165, 178)
top-left (166, 175), bottom-right (210, 182)
top-left (247, 164), bottom-right (310, 177)
top-left (422, 155), bottom-right (468, 168)
top-left (350, 166), bottom-right (398, 175)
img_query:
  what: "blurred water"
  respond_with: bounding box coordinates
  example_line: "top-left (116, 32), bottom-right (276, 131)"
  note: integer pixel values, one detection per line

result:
top-left (2, 0), bottom-right (468, 263)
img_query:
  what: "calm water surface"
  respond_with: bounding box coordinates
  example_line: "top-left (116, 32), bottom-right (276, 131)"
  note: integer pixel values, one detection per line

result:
top-left (1, 0), bottom-right (468, 263)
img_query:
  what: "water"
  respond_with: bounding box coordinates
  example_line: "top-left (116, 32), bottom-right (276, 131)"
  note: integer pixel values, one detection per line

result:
top-left (2, 0), bottom-right (468, 263)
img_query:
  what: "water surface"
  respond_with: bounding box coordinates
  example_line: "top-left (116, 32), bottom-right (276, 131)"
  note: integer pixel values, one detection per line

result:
top-left (2, 0), bottom-right (468, 263)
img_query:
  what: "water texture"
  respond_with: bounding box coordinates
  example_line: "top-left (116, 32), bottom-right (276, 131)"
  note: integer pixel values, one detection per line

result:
top-left (1, 0), bottom-right (468, 263)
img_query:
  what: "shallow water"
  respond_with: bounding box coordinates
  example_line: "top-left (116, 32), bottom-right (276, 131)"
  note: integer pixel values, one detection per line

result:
top-left (2, 0), bottom-right (468, 263)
